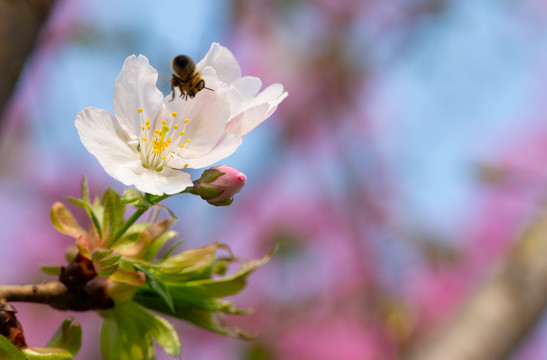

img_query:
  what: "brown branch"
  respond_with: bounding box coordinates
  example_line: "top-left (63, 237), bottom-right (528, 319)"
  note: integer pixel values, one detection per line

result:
top-left (0, 281), bottom-right (74, 310)
top-left (0, 0), bottom-right (55, 121)
top-left (405, 210), bottom-right (547, 360)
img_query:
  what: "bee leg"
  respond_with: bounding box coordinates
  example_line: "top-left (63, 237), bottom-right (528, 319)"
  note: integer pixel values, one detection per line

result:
top-left (170, 84), bottom-right (178, 102)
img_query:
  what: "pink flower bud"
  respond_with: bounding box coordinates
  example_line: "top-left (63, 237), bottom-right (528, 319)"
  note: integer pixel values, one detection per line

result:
top-left (195, 165), bottom-right (247, 206)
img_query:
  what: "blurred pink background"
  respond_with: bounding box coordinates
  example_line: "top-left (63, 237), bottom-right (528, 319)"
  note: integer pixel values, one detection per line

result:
top-left (2, 0), bottom-right (547, 359)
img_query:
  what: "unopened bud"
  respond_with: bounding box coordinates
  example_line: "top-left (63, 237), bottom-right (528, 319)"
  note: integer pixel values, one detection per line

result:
top-left (194, 165), bottom-right (246, 206)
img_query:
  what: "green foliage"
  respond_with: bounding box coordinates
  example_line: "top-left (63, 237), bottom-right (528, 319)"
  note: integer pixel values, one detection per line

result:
top-left (102, 189), bottom-right (126, 238)
top-left (44, 318), bottom-right (82, 357)
top-left (47, 179), bottom-right (272, 358)
top-left (0, 336), bottom-right (27, 360)
top-left (0, 319), bottom-right (82, 360)
top-left (100, 302), bottom-right (181, 360)
top-left (133, 264), bottom-right (174, 314)
top-left (40, 266), bottom-right (62, 276)
top-left (134, 245), bottom-right (273, 339)
top-left (121, 188), bottom-right (151, 209)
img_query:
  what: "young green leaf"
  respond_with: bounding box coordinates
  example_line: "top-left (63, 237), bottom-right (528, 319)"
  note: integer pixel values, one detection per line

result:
top-left (50, 202), bottom-right (86, 239)
top-left (134, 264), bottom-right (174, 314)
top-left (44, 318), bottom-right (82, 356)
top-left (100, 302), bottom-right (181, 359)
top-left (41, 266), bottom-right (62, 276)
top-left (22, 347), bottom-right (74, 360)
top-left (0, 336), bottom-right (27, 360)
top-left (121, 189), bottom-right (150, 209)
top-left (67, 197), bottom-right (103, 239)
top-left (80, 176), bottom-right (90, 203)
top-left (102, 189), bottom-right (125, 237)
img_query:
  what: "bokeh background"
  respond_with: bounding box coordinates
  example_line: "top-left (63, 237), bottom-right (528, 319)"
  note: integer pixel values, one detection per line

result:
top-left (2, 0), bottom-right (547, 359)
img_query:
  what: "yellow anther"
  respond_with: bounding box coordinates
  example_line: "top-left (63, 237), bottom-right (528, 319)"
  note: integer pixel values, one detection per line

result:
top-left (183, 164), bottom-right (189, 168)
top-left (184, 119), bottom-right (189, 123)
top-left (155, 129), bottom-right (161, 134)
top-left (147, 125), bottom-right (151, 130)
top-left (179, 144), bottom-right (185, 148)
top-left (145, 119), bottom-right (150, 125)
top-left (137, 108), bottom-right (143, 113)
top-left (141, 137), bottom-right (147, 141)
top-left (162, 156), bottom-right (166, 160)
top-left (141, 125), bottom-right (145, 131)
top-left (179, 131), bottom-right (185, 136)
top-left (170, 154), bottom-right (174, 158)
top-left (172, 112), bottom-right (177, 117)
top-left (174, 124), bottom-right (178, 130)
top-left (161, 120), bottom-right (167, 125)
top-left (185, 139), bottom-right (191, 143)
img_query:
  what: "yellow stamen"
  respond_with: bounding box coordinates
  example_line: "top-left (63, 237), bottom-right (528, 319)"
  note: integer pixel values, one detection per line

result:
top-left (137, 108), bottom-right (143, 113)
top-left (172, 112), bottom-right (177, 117)
top-left (184, 119), bottom-right (189, 123)
top-left (179, 131), bottom-right (185, 136)
top-left (185, 139), bottom-right (191, 143)
top-left (183, 164), bottom-right (189, 168)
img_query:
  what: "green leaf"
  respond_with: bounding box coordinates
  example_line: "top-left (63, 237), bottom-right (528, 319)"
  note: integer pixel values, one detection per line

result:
top-left (41, 266), bottom-right (62, 276)
top-left (92, 249), bottom-right (121, 277)
top-left (135, 249), bottom-right (273, 339)
top-left (134, 264), bottom-right (174, 314)
top-left (197, 186), bottom-right (223, 200)
top-left (121, 189), bottom-right (151, 209)
top-left (80, 177), bottom-right (90, 203)
top-left (159, 240), bottom-right (184, 262)
top-left (67, 197), bottom-right (103, 239)
top-left (165, 250), bottom-right (271, 298)
top-left (0, 320), bottom-right (81, 360)
top-left (0, 336), bottom-right (27, 360)
top-left (23, 347), bottom-right (74, 360)
top-left (45, 318), bottom-right (81, 356)
top-left (102, 189), bottom-right (125, 237)
top-left (151, 243), bottom-right (222, 282)
top-left (134, 290), bottom-right (253, 339)
top-left (92, 248), bottom-right (114, 262)
top-left (50, 202), bottom-right (86, 239)
top-left (200, 168), bottom-right (224, 183)
top-left (145, 232), bottom-right (179, 262)
top-left (100, 302), bottom-right (181, 360)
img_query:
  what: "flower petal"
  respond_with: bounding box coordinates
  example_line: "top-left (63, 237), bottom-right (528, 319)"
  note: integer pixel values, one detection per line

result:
top-left (181, 132), bottom-right (243, 169)
top-left (113, 55), bottom-right (164, 139)
top-left (165, 84), bottom-right (231, 159)
top-left (197, 43), bottom-right (241, 84)
top-left (226, 84), bottom-right (288, 137)
top-left (75, 107), bottom-right (138, 178)
top-left (232, 76), bottom-right (262, 99)
top-left (116, 162), bottom-right (193, 195)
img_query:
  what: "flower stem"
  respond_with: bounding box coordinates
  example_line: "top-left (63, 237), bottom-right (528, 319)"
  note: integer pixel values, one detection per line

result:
top-left (109, 187), bottom-right (194, 247)
top-left (109, 207), bottom-right (147, 247)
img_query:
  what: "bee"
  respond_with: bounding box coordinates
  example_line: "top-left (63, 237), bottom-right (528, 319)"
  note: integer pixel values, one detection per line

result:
top-left (170, 54), bottom-right (212, 100)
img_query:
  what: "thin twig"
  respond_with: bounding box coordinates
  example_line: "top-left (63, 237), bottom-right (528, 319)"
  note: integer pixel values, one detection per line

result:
top-left (0, 281), bottom-right (74, 310)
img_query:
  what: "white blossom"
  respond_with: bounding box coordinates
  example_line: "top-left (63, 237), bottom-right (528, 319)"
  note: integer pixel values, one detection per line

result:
top-left (76, 44), bottom-right (287, 195)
